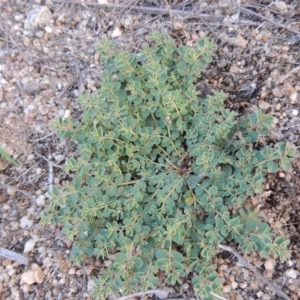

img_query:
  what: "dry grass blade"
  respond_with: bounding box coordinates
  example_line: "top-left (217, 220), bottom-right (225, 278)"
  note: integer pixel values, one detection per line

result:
top-left (240, 6), bottom-right (300, 35)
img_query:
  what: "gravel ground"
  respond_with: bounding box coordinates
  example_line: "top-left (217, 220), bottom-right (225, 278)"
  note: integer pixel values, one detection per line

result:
top-left (0, 0), bottom-right (300, 299)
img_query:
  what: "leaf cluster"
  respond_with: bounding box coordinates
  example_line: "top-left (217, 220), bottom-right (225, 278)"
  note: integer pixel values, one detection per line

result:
top-left (43, 31), bottom-right (296, 300)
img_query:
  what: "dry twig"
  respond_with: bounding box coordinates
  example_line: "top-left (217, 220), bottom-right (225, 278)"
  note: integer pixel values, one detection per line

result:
top-left (240, 6), bottom-right (300, 35)
top-left (218, 244), bottom-right (291, 300)
top-left (0, 247), bottom-right (29, 265)
top-left (276, 65), bottom-right (300, 85)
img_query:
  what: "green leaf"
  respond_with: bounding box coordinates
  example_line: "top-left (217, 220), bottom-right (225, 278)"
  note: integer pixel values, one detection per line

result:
top-left (155, 258), bottom-right (169, 268)
top-left (131, 257), bottom-right (144, 269)
top-left (171, 251), bottom-right (184, 262)
top-left (279, 158), bottom-right (292, 171)
top-left (156, 249), bottom-right (168, 259)
top-left (0, 147), bottom-right (18, 166)
top-left (267, 160), bottom-right (278, 173)
top-left (114, 253), bottom-right (127, 263)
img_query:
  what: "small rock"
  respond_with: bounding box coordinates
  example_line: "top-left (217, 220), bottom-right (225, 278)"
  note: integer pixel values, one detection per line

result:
top-left (286, 269), bottom-right (298, 279)
top-left (23, 82), bottom-right (42, 96)
top-left (111, 27), bottom-right (122, 38)
top-left (35, 195), bottom-right (46, 206)
top-left (173, 21), bottom-right (183, 30)
top-left (21, 284), bottom-right (31, 293)
top-left (231, 281), bottom-right (238, 289)
top-left (239, 282), bottom-right (247, 289)
top-left (292, 109), bottom-right (298, 116)
top-left (63, 109), bottom-right (71, 119)
top-left (44, 26), bottom-right (53, 33)
top-left (15, 14), bottom-right (25, 22)
top-left (21, 264), bottom-right (44, 285)
top-left (38, 105), bottom-right (50, 116)
top-left (290, 92), bottom-right (298, 103)
top-left (230, 64), bottom-right (240, 73)
top-left (222, 285), bottom-right (231, 293)
top-left (258, 100), bottom-right (270, 110)
top-left (7, 186), bottom-right (16, 196)
top-left (264, 259), bottom-right (274, 270)
top-left (270, 70), bottom-right (280, 80)
top-left (23, 36), bottom-right (31, 47)
top-left (229, 35), bottom-right (247, 48)
top-left (0, 195), bottom-right (8, 203)
top-left (250, 282), bottom-right (259, 291)
top-left (272, 88), bottom-right (283, 98)
top-left (24, 6), bottom-right (52, 35)
top-left (24, 239), bottom-right (36, 253)
top-left (54, 154), bottom-right (64, 162)
top-left (0, 282), bottom-right (3, 294)
top-left (182, 283), bottom-right (189, 290)
top-left (287, 260), bottom-right (294, 267)
top-left (256, 291), bottom-right (263, 297)
top-left (275, 1), bottom-right (287, 12)
top-left (27, 154), bottom-right (35, 161)
top-left (281, 83), bottom-right (295, 96)
top-left (236, 294), bottom-right (244, 300)
top-left (20, 215), bottom-right (34, 229)
top-left (279, 172), bottom-right (285, 178)
top-left (21, 271), bottom-right (35, 285)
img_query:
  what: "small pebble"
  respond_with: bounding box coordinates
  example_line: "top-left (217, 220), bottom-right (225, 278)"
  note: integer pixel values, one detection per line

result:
top-left (54, 154), bottom-right (65, 162)
top-left (231, 281), bottom-right (238, 289)
top-left (256, 291), bottom-right (263, 297)
top-left (258, 100), bottom-right (270, 110)
top-left (27, 154), bottom-right (35, 161)
top-left (264, 259), bottom-right (274, 270)
top-left (24, 239), bottom-right (36, 253)
top-left (239, 282), bottom-right (247, 289)
top-left (7, 186), bottom-right (16, 196)
top-left (250, 282), bottom-right (259, 291)
top-left (292, 109), bottom-right (298, 116)
top-left (111, 27), bottom-right (122, 38)
top-left (35, 195), bottom-right (46, 206)
top-left (281, 83), bottom-right (294, 96)
top-left (286, 269), bottom-right (298, 279)
top-left (173, 21), bottom-right (183, 30)
top-left (290, 92), bottom-right (298, 103)
top-left (222, 285), bottom-right (231, 293)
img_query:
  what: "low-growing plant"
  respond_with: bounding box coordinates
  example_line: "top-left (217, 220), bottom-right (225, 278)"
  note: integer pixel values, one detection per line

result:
top-left (43, 32), bottom-right (296, 300)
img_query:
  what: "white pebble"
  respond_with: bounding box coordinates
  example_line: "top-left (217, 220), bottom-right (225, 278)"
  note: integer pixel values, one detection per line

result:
top-left (292, 109), bottom-right (298, 116)
top-left (54, 154), bottom-right (65, 162)
top-left (44, 26), bottom-right (53, 33)
top-left (231, 281), bottom-right (238, 289)
top-left (24, 239), bottom-right (36, 253)
top-left (36, 168), bottom-right (43, 175)
top-left (27, 154), bottom-right (35, 161)
top-left (111, 27), bottom-right (122, 38)
top-left (35, 195), bottom-right (46, 206)
top-left (290, 92), bottom-right (297, 103)
top-left (7, 186), bottom-right (16, 196)
top-left (20, 215), bottom-right (34, 229)
top-left (222, 285), bottom-right (231, 293)
top-left (258, 100), bottom-right (270, 110)
top-left (286, 269), bottom-right (298, 279)
top-left (264, 259), bottom-right (274, 270)
top-left (256, 291), bottom-right (263, 297)
top-left (63, 109), bottom-right (71, 119)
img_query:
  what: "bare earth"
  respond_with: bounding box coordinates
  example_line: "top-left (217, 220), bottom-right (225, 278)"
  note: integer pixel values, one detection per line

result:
top-left (0, 0), bottom-right (300, 299)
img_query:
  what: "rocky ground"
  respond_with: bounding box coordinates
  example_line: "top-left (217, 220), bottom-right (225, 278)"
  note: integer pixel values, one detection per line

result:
top-left (0, 0), bottom-right (299, 299)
